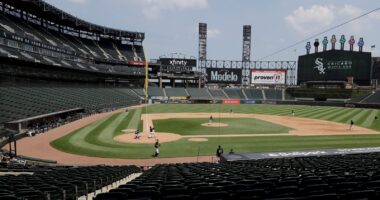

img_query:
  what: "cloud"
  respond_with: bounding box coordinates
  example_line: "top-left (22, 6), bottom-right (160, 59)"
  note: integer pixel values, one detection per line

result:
top-left (208, 28), bottom-right (221, 38)
top-left (142, 0), bottom-right (208, 19)
top-left (338, 4), bottom-right (363, 17)
top-left (67, 0), bottom-right (87, 4)
top-left (285, 5), bottom-right (335, 35)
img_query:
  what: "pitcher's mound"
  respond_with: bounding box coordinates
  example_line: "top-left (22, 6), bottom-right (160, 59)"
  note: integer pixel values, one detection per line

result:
top-left (114, 132), bottom-right (182, 144)
top-left (201, 122), bottom-right (228, 127)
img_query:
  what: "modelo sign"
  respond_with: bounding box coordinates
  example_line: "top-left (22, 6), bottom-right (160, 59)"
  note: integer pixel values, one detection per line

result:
top-left (251, 70), bottom-right (286, 85)
top-left (206, 68), bottom-right (242, 84)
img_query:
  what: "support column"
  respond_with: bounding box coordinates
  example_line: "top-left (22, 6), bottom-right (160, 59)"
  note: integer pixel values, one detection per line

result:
top-left (159, 77), bottom-right (163, 88)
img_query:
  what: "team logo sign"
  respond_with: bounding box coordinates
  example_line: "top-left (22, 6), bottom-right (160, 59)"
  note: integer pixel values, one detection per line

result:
top-left (314, 58), bottom-right (326, 75)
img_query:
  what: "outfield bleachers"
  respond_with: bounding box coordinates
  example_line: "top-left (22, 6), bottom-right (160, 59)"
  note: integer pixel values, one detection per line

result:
top-left (148, 87), bottom-right (165, 97)
top-left (94, 152), bottom-right (380, 200)
top-left (165, 88), bottom-right (188, 97)
top-left (264, 89), bottom-right (283, 100)
top-left (208, 89), bottom-right (228, 100)
top-left (0, 86), bottom-right (140, 124)
top-left (362, 91), bottom-right (380, 104)
top-left (243, 88), bottom-right (264, 100)
top-left (186, 88), bottom-right (212, 100)
top-left (224, 88), bottom-right (246, 100)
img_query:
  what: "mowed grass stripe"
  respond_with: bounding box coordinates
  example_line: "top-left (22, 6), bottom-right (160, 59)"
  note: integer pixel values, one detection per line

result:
top-left (295, 107), bottom-right (332, 118)
top-left (333, 108), bottom-right (360, 122)
top-left (127, 108), bottom-right (142, 130)
top-left (354, 109), bottom-right (373, 126)
top-left (96, 112), bottom-right (129, 145)
top-left (363, 110), bottom-right (379, 127)
top-left (65, 115), bottom-right (119, 152)
top-left (308, 107), bottom-right (343, 119)
top-left (340, 109), bottom-right (365, 124)
top-left (114, 109), bottom-right (136, 136)
top-left (322, 108), bottom-right (352, 121)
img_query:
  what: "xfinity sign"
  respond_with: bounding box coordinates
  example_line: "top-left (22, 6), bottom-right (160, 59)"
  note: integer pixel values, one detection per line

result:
top-left (160, 58), bottom-right (196, 67)
top-left (206, 68), bottom-right (242, 84)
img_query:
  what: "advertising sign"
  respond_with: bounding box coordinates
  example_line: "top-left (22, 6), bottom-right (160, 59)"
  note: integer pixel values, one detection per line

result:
top-left (251, 70), bottom-right (286, 85)
top-left (206, 68), bottom-right (242, 84)
top-left (223, 100), bottom-right (241, 104)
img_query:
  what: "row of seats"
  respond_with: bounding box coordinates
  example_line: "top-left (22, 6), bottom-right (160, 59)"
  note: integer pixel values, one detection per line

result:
top-left (362, 90), bottom-right (380, 104)
top-left (0, 86), bottom-right (141, 124)
top-left (0, 13), bottom-right (145, 63)
top-left (0, 41), bottom-right (145, 76)
top-left (95, 152), bottom-right (380, 200)
top-left (0, 165), bottom-right (140, 200)
top-left (144, 87), bottom-right (294, 101)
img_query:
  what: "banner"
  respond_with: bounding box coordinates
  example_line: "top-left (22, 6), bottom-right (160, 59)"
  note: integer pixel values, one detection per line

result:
top-left (160, 58), bottom-right (197, 67)
top-left (206, 68), bottom-right (242, 84)
top-left (169, 96), bottom-right (188, 100)
top-left (251, 70), bottom-right (286, 85)
top-left (223, 100), bottom-right (241, 104)
top-left (241, 100), bottom-right (256, 104)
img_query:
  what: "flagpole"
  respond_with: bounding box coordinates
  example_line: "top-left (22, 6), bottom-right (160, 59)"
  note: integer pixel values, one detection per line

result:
top-left (144, 49), bottom-right (149, 101)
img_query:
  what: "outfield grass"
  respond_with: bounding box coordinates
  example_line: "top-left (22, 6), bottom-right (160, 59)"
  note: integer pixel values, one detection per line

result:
top-left (50, 104), bottom-right (380, 159)
top-left (153, 118), bottom-right (291, 135)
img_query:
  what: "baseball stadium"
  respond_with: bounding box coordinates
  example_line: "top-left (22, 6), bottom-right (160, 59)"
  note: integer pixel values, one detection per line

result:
top-left (1, 0), bottom-right (380, 199)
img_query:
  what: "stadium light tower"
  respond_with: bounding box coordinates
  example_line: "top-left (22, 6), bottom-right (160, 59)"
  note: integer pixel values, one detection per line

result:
top-left (242, 25), bottom-right (252, 62)
top-left (198, 23), bottom-right (207, 61)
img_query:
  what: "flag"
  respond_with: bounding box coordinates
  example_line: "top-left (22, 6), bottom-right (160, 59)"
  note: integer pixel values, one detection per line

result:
top-left (371, 45), bottom-right (376, 50)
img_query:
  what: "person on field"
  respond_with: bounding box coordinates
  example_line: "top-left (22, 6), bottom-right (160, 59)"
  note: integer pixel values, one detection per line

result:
top-left (229, 149), bottom-right (234, 154)
top-left (216, 145), bottom-right (224, 162)
top-left (134, 129), bottom-right (141, 139)
top-left (209, 115), bottom-right (213, 125)
top-left (349, 120), bottom-right (354, 131)
top-left (148, 126), bottom-right (154, 138)
top-left (153, 139), bottom-right (160, 157)
top-left (151, 127), bottom-right (156, 138)
top-left (291, 110), bottom-right (295, 117)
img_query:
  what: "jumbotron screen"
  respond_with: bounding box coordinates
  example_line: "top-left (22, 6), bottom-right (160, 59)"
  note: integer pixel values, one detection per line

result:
top-left (297, 50), bottom-right (372, 85)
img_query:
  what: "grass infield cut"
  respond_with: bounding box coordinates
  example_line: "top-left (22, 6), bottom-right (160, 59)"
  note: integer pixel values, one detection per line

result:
top-left (153, 118), bottom-right (291, 135)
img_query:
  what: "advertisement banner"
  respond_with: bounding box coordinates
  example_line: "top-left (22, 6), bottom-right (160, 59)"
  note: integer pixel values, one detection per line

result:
top-left (222, 100), bottom-right (241, 104)
top-left (206, 68), bottom-right (242, 84)
top-left (169, 96), bottom-right (188, 100)
top-left (297, 50), bottom-right (371, 85)
top-left (241, 100), bottom-right (256, 104)
top-left (160, 58), bottom-right (197, 67)
top-left (251, 70), bottom-right (286, 85)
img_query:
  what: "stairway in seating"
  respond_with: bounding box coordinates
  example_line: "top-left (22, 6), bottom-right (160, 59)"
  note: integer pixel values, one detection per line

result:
top-left (222, 89), bottom-right (230, 99)
top-left (242, 89), bottom-right (248, 100)
top-left (262, 89), bottom-right (267, 100)
top-left (112, 43), bottom-right (127, 61)
top-left (94, 41), bottom-right (110, 59)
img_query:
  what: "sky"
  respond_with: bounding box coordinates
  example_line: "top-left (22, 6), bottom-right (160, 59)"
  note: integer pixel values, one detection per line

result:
top-left (44, 0), bottom-right (380, 61)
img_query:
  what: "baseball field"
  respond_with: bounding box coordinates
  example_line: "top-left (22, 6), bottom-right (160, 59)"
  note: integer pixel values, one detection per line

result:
top-left (41, 104), bottom-right (380, 160)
